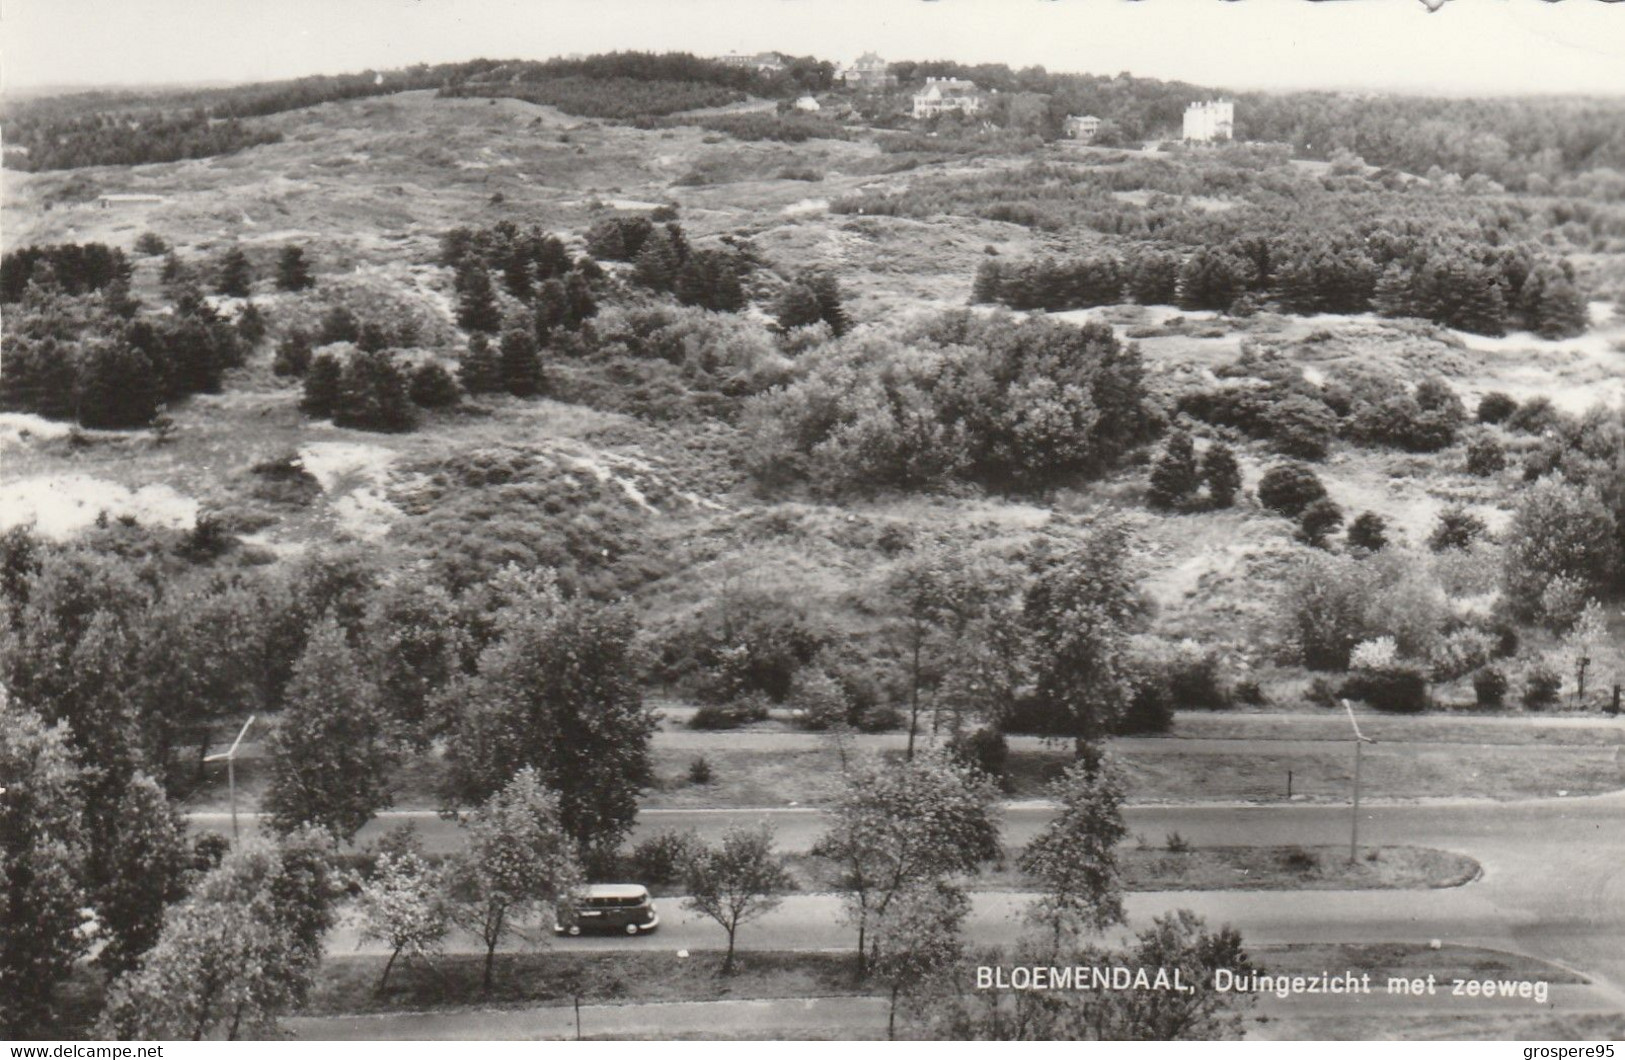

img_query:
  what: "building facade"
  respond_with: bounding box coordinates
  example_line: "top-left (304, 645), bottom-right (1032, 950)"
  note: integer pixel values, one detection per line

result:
top-left (1063, 115), bottom-right (1102, 142)
top-left (912, 77), bottom-right (986, 120)
top-left (839, 52), bottom-right (896, 91)
top-left (719, 52), bottom-right (786, 74)
top-left (1182, 100), bottom-right (1235, 142)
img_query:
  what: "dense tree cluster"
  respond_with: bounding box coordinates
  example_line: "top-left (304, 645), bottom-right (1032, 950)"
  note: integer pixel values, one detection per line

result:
top-left (2, 282), bottom-right (247, 428)
top-left (974, 231), bottom-right (1587, 337)
top-left (1, 242), bottom-right (131, 303)
top-left (3, 60), bottom-right (498, 171)
top-left (1178, 360), bottom-right (1468, 460)
top-left (300, 349), bottom-right (419, 432)
top-left (748, 310), bottom-right (1156, 495)
top-left (440, 51), bottom-right (834, 118)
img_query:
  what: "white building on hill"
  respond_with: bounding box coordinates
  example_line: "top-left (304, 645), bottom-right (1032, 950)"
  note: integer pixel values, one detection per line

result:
top-left (912, 77), bottom-right (986, 120)
top-left (1063, 115), bottom-right (1102, 142)
top-left (1183, 100), bottom-right (1234, 142)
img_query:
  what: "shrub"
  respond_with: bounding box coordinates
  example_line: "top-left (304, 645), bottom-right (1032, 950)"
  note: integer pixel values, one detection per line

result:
top-left (1281, 846), bottom-right (1318, 873)
top-left (1165, 648), bottom-right (1232, 710)
top-left (854, 703), bottom-right (904, 733)
top-left (1476, 392), bottom-right (1518, 424)
top-left (1257, 462), bottom-right (1328, 518)
top-left (408, 361), bottom-right (461, 408)
top-left (1118, 672), bottom-right (1175, 735)
top-left (946, 727), bottom-right (1010, 780)
top-left (1427, 506), bottom-right (1488, 552)
top-left (300, 352), bottom-right (343, 416)
top-left (1505, 396), bottom-right (1564, 435)
top-left (1165, 832), bottom-right (1192, 854)
top-left (628, 830), bottom-right (700, 885)
top-left (1264, 393), bottom-right (1338, 460)
top-left (1296, 499), bottom-right (1344, 548)
top-left (1428, 626), bottom-right (1494, 682)
top-left (1233, 679), bottom-right (1266, 706)
top-left (273, 330), bottom-right (314, 377)
top-left (1465, 435), bottom-right (1507, 477)
top-left (1349, 637), bottom-right (1398, 671)
top-left (688, 704), bottom-right (747, 731)
top-left (1346, 511), bottom-right (1389, 552)
top-left (747, 310), bottom-right (1155, 495)
top-left (1146, 430), bottom-right (1199, 510)
top-left (1306, 676), bottom-right (1339, 707)
top-left (1340, 666), bottom-right (1429, 713)
top-left (687, 756), bottom-right (714, 786)
top-left (1473, 667), bottom-right (1508, 707)
top-left (1521, 663), bottom-right (1562, 710)
top-left (1201, 442), bottom-right (1242, 508)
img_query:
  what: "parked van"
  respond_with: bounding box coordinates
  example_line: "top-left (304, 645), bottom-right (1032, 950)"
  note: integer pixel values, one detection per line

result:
top-left (554, 884), bottom-right (660, 936)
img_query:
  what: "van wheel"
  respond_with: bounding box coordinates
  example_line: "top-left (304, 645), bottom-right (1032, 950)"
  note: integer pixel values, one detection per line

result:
top-left (625, 923), bottom-right (640, 935)
top-left (568, 925), bottom-right (581, 936)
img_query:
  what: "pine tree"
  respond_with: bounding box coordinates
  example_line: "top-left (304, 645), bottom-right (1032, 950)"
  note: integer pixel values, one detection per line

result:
top-left (1200, 442), bottom-right (1242, 508)
top-left (275, 245), bottom-right (314, 291)
top-left (563, 272), bottom-right (597, 329)
top-left (801, 270), bottom-right (851, 335)
top-left (1, 703), bottom-right (91, 1038)
top-left (1126, 250), bottom-right (1179, 306)
top-left (633, 232), bottom-right (680, 292)
top-left (459, 334), bottom-right (503, 395)
top-left (93, 772), bottom-right (190, 976)
top-left (159, 252), bottom-right (190, 291)
top-left (265, 616), bottom-right (397, 841)
top-left (454, 265), bottom-right (502, 334)
top-left (215, 246), bottom-right (253, 298)
top-left (500, 250), bottom-right (532, 301)
top-left (1534, 276), bottom-right (1588, 339)
top-left (499, 325), bottom-right (542, 397)
top-left (534, 278), bottom-right (568, 338)
top-left (971, 260), bottom-right (1003, 305)
top-left (1147, 430), bottom-right (1199, 510)
top-left (334, 350), bottom-right (417, 432)
top-left (1372, 262), bottom-right (1412, 319)
top-left (301, 352), bottom-right (344, 417)
top-left (76, 338), bottom-right (161, 428)
top-left (408, 362), bottom-right (461, 409)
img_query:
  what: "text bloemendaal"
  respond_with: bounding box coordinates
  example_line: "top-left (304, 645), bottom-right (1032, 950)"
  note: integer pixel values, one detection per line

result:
top-left (976, 966), bottom-right (1193, 992)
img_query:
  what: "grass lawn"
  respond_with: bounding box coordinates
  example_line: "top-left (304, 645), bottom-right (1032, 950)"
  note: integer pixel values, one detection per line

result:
top-left (180, 733), bottom-right (1623, 813)
top-left (305, 950), bottom-right (865, 1017)
top-left (43, 942), bottom-right (1584, 1037)
top-left (1255, 1012), bottom-right (1625, 1042)
top-left (758, 845), bottom-right (1479, 896)
top-left (955, 844), bottom-right (1481, 893)
top-left (652, 743), bottom-right (1622, 808)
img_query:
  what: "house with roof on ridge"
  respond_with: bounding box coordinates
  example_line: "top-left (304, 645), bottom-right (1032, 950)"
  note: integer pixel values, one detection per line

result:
top-left (912, 77), bottom-right (986, 120)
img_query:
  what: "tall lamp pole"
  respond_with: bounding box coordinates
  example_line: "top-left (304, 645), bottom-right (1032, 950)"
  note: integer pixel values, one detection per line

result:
top-left (203, 715), bottom-right (255, 842)
top-left (1342, 700), bottom-right (1376, 864)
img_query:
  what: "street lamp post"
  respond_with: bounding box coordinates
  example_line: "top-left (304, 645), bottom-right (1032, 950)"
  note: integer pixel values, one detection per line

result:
top-left (1342, 699), bottom-right (1376, 864)
top-left (202, 715), bottom-right (255, 841)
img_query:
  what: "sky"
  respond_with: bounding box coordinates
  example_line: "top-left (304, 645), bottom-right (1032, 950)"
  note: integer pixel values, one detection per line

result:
top-left (3, 0), bottom-right (1624, 98)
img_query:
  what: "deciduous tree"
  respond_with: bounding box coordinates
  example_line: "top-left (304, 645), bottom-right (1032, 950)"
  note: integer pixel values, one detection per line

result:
top-left (446, 769), bottom-right (581, 993)
top-left (264, 615), bottom-right (397, 842)
top-left (816, 753), bottom-right (998, 975)
top-left (680, 825), bottom-right (792, 974)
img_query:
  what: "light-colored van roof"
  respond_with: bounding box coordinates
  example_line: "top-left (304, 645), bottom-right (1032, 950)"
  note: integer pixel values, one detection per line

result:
top-left (580, 883), bottom-right (650, 899)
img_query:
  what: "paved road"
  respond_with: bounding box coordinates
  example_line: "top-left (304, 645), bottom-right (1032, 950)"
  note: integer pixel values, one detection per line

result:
top-left (193, 716), bottom-right (1625, 1037)
top-left (290, 983), bottom-right (1621, 1040)
top-left (301, 791), bottom-right (1625, 1023)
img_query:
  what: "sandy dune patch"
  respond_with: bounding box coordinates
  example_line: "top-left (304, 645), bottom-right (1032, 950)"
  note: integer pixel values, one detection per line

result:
top-left (0, 474), bottom-right (199, 539)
